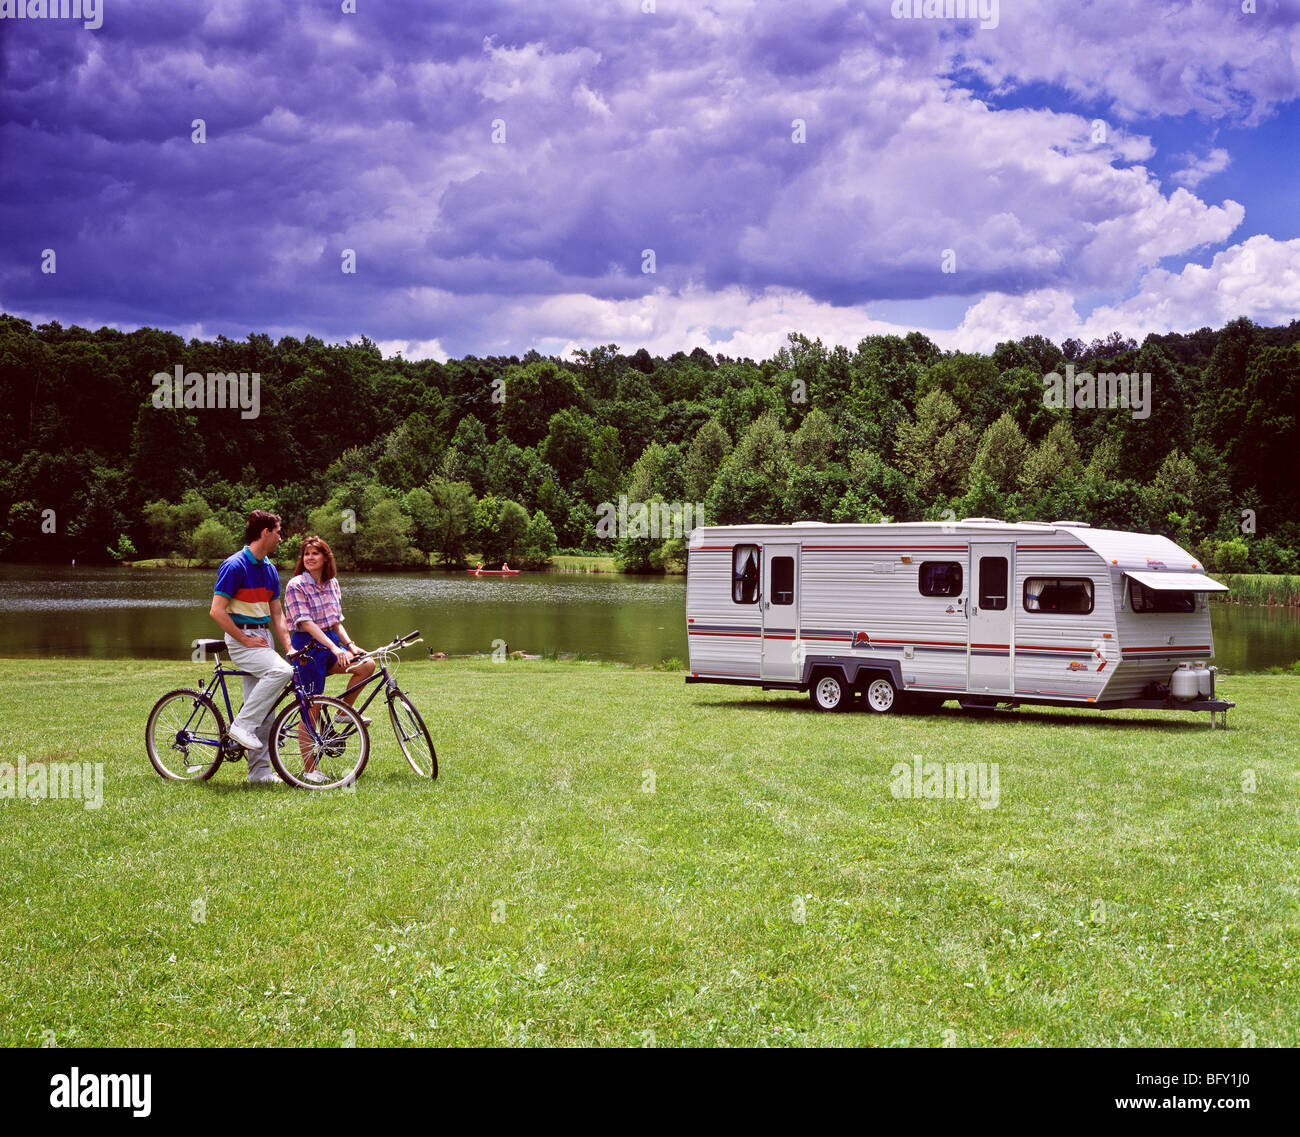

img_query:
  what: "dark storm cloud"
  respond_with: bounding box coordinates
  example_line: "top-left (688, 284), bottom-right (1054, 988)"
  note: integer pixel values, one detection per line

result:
top-left (0, 0), bottom-right (1290, 356)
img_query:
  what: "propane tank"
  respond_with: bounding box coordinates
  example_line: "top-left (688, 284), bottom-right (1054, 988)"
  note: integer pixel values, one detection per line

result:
top-left (1193, 662), bottom-right (1212, 698)
top-left (1171, 662), bottom-right (1199, 701)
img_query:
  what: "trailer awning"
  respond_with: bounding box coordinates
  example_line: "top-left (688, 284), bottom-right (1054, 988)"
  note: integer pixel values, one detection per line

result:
top-left (1124, 570), bottom-right (1229, 592)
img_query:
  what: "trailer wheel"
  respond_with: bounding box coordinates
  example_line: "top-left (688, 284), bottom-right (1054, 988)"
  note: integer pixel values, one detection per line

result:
top-left (809, 670), bottom-right (848, 712)
top-left (862, 675), bottom-right (900, 714)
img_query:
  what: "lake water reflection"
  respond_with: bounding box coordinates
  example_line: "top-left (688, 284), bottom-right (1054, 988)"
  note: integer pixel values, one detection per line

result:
top-left (0, 565), bottom-right (1297, 673)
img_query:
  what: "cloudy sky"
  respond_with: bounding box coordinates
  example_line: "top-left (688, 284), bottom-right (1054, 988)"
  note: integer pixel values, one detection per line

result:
top-left (2, 0), bottom-right (1298, 361)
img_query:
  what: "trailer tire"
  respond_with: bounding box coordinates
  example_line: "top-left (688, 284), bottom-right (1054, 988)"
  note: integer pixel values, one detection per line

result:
top-left (861, 674), bottom-right (900, 715)
top-left (809, 670), bottom-right (849, 712)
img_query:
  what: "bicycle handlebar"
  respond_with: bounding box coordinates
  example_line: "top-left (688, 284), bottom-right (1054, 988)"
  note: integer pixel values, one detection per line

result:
top-left (287, 631), bottom-right (420, 667)
top-left (348, 631), bottom-right (423, 663)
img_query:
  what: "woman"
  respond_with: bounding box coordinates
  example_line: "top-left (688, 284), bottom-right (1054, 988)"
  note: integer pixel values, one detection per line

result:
top-left (283, 537), bottom-right (376, 774)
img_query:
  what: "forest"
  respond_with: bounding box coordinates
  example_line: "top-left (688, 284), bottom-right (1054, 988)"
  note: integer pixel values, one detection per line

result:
top-left (1, 312), bottom-right (1297, 573)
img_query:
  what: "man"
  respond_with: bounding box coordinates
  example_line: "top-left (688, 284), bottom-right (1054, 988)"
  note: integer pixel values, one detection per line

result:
top-left (209, 510), bottom-right (294, 784)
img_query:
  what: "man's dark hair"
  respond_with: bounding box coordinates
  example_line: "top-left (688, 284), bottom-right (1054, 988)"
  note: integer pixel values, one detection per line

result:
top-left (244, 510), bottom-right (281, 545)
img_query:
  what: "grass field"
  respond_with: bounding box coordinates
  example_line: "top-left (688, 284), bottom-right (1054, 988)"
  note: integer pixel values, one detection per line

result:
top-left (2, 659), bottom-right (1296, 1047)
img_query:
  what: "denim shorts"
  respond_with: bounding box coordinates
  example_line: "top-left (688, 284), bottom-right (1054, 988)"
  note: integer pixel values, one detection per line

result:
top-left (290, 627), bottom-right (342, 695)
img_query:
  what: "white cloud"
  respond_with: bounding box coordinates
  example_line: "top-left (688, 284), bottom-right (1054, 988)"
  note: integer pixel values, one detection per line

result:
top-left (950, 235), bottom-right (1300, 350)
top-left (373, 336), bottom-right (449, 363)
top-left (1172, 147), bottom-right (1231, 189)
top-left (952, 0), bottom-right (1300, 124)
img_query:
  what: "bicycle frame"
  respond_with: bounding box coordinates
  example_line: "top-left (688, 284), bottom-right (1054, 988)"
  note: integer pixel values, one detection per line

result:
top-left (335, 663), bottom-right (397, 718)
top-left (171, 648), bottom-right (326, 760)
top-left (330, 630), bottom-right (423, 716)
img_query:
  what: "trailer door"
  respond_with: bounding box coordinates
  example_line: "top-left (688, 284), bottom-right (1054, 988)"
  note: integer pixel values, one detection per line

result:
top-left (760, 544), bottom-right (799, 680)
top-left (968, 542), bottom-right (1014, 693)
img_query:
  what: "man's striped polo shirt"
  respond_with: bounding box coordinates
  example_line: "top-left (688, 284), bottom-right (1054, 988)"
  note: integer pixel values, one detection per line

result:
top-left (214, 546), bottom-right (281, 627)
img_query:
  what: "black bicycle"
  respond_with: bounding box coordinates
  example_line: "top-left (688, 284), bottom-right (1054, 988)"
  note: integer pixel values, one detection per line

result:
top-left (145, 638), bottom-right (369, 789)
top-left (326, 630), bottom-right (437, 779)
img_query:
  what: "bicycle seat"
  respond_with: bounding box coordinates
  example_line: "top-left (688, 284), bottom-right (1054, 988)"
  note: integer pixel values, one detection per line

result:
top-left (195, 639), bottom-right (228, 656)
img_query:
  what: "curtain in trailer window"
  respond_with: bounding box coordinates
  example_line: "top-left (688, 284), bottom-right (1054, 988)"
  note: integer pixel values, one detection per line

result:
top-left (733, 545), bottom-right (760, 604)
top-left (1023, 577), bottom-right (1094, 614)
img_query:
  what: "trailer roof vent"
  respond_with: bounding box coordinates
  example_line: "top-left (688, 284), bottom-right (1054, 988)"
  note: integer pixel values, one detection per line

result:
top-left (961, 517), bottom-right (1003, 524)
top-left (1052, 520), bottom-right (1092, 528)
top-left (791, 520), bottom-right (827, 526)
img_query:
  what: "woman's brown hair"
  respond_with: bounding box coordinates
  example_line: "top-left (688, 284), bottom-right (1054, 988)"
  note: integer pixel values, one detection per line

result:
top-left (294, 535), bottom-right (338, 582)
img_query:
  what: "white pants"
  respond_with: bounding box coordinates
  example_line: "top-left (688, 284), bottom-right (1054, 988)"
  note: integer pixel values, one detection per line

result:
top-left (224, 627), bottom-right (294, 779)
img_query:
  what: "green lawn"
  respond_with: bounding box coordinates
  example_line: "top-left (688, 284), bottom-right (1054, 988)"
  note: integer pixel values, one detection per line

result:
top-left (2, 659), bottom-right (1296, 1047)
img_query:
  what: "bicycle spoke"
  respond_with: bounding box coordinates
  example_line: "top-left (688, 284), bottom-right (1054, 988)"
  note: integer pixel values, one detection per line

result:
top-left (389, 692), bottom-right (437, 778)
top-left (146, 689), bottom-right (225, 782)
top-left (268, 696), bottom-right (369, 789)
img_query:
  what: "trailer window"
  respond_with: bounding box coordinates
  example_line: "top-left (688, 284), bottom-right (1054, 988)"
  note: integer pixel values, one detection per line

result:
top-left (1023, 577), bottom-right (1094, 614)
top-left (732, 545), bottom-right (760, 604)
top-left (919, 561), bottom-right (962, 597)
top-left (978, 557), bottom-right (1008, 611)
top-left (770, 556), bottom-right (794, 605)
top-left (1130, 579), bottom-right (1195, 613)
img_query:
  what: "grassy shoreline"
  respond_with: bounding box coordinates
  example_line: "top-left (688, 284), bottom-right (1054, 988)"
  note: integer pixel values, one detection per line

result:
top-left (42, 563), bottom-right (1300, 595)
top-left (3, 658), bottom-right (1296, 1047)
top-left (124, 553), bottom-right (629, 573)
top-left (1212, 574), bottom-right (1300, 606)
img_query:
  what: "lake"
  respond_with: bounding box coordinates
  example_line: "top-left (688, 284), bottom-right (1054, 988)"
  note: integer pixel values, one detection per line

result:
top-left (0, 565), bottom-right (1297, 672)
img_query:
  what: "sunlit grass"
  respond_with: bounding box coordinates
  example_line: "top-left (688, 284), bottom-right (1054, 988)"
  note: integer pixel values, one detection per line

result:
top-left (1, 659), bottom-right (1295, 1047)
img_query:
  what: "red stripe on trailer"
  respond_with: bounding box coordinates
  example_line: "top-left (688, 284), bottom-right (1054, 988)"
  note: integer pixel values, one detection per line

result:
top-left (803, 544), bottom-right (968, 551)
top-left (688, 630), bottom-right (760, 638)
top-left (1016, 544), bottom-right (1083, 550)
top-left (868, 637), bottom-right (967, 648)
top-left (1123, 645), bottom-right (1211, 653)
top-left (1017, 643), bottom-right (1097, 652)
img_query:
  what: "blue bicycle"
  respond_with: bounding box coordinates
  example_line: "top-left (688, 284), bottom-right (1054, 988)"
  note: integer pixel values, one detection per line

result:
top-left (145, 638), bottom-right (370, 789)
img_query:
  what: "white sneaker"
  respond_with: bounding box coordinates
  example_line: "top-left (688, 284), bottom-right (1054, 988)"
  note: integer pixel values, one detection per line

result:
top-left (249, 770), bottom-right (282, 784)
top-left (227, 723), bottom-right (262, 751)
top-left (301, 769), bottom-right (331, 785)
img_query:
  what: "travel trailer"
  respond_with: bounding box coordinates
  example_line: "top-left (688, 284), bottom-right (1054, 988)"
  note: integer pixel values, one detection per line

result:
top-left (685, 519), bottom-right (1233, 724)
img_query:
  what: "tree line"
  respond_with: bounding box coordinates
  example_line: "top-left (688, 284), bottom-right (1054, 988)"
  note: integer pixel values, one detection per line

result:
top-left (1, 313), bottom-right (1297, 574)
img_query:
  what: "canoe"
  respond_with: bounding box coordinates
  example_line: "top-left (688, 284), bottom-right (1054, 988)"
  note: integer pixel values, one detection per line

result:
top-left (467, 569), bottom-right (521, 575)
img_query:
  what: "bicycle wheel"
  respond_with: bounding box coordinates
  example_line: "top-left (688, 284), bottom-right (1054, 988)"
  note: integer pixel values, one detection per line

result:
top-left (268, 695), bottom-right (370, 789)
top-left (146, 688), bottom-right (226, 781)
top-left (388, 691), bottom-right (437, 779)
